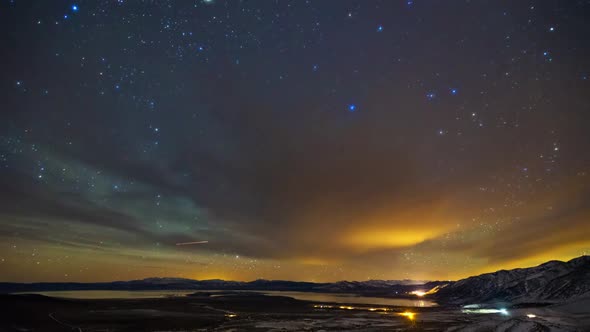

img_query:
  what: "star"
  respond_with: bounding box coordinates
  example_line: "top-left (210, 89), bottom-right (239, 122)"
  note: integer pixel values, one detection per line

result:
top-left (348, 104), bottom-right (357, 112)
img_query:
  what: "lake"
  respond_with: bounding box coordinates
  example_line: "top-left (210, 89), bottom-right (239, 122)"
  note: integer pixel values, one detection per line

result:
top-left (27, 290), bottom-right (437, 307)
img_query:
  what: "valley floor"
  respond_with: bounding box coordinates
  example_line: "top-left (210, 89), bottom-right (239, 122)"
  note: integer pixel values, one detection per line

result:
top-left (0, 293), bottom-right (587, 332)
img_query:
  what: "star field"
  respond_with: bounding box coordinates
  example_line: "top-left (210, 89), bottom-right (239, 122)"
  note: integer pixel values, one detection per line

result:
top-left (0, 0), bottom-right (589, 282)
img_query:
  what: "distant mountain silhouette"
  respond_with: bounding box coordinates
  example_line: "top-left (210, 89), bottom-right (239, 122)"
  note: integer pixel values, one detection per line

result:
top-left (0, 277), bottom-right (437, 297)
top-left (2, 256), bottom-right (588, 306)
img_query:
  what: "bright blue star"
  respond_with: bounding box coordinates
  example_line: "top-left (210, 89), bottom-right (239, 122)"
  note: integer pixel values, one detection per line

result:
top-left (64, 14), bottom-right (69, 19)
top-left (348, 104), bottom-right (357, 112)
top-left (72, 4), bottom-right (78, 11)
top-left (450, 88), bottom-right (458, 95)
top-left (377, 25), bottom-right (383, 32)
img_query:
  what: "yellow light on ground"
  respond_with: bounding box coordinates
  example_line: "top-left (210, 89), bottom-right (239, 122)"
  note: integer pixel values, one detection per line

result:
top-left (368, 307), bottom-right (388, 312)
top-left (410, 290), bottom-right (426, 297)
top-left (399, 311), bottom-right (416, 320)
top-left (526, 313), bottom-right (536, 318)
top-left (225, 313), bottom-right (237, 318)
top-left (339, 305), bottom-right (355, 310)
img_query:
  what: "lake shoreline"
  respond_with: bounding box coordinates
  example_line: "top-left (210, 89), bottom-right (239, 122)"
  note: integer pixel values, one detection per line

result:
top-left (16, 289), bottom-right (438, 307)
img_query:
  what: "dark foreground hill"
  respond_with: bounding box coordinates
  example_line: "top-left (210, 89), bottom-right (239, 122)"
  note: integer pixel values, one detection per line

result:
top-left (433, 255), bottom-right (590, 304)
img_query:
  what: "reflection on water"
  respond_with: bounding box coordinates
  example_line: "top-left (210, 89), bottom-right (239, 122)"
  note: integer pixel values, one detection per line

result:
top-left (26, 290), bottom-right (437, 307)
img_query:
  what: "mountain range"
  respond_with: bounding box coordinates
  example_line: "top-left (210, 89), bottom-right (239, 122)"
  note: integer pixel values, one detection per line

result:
top-left (0, 277), bottom-right (434, 297)
top-left (1, 255), bottom-right (588, 305)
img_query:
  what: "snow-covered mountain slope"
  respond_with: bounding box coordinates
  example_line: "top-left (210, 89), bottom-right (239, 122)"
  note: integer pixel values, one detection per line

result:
top-left (433, 256), bottom-right (590, 304)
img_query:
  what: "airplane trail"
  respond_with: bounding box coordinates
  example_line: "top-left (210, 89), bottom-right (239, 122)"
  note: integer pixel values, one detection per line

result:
top-left (175, 241), bottom-right (209, 246)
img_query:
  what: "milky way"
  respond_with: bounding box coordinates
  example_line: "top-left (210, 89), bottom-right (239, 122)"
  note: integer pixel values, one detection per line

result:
top-left (1, 1), bottom-right (589, 282)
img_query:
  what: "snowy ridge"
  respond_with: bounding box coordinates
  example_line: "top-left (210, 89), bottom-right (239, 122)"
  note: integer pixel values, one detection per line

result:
top-left (434, 255), bottom-right (590, 304)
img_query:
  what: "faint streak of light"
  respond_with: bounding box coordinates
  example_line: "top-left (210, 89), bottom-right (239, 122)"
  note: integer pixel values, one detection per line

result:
top-left (176, 241), bottom-right (209, 246)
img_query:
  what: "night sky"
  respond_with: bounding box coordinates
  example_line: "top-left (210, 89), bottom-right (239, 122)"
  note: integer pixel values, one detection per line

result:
top-left (1, 1), bottom-right (589, 283)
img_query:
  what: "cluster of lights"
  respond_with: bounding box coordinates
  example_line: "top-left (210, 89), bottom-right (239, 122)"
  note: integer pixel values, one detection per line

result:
top-left (367, 307), bottom-right (390, 312)
top-left (410, 290), bottom-right (426, 297)
top-left (409, 285), bottom-right (441, 297)
top-left (313, 304), bottom-right (416, 321)
top-left (461, 308), bottom-right (510, 316)
top-left (462, 306), bottom-right (539, 319)
top-left (313, 304), bottom-right (333, 309)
